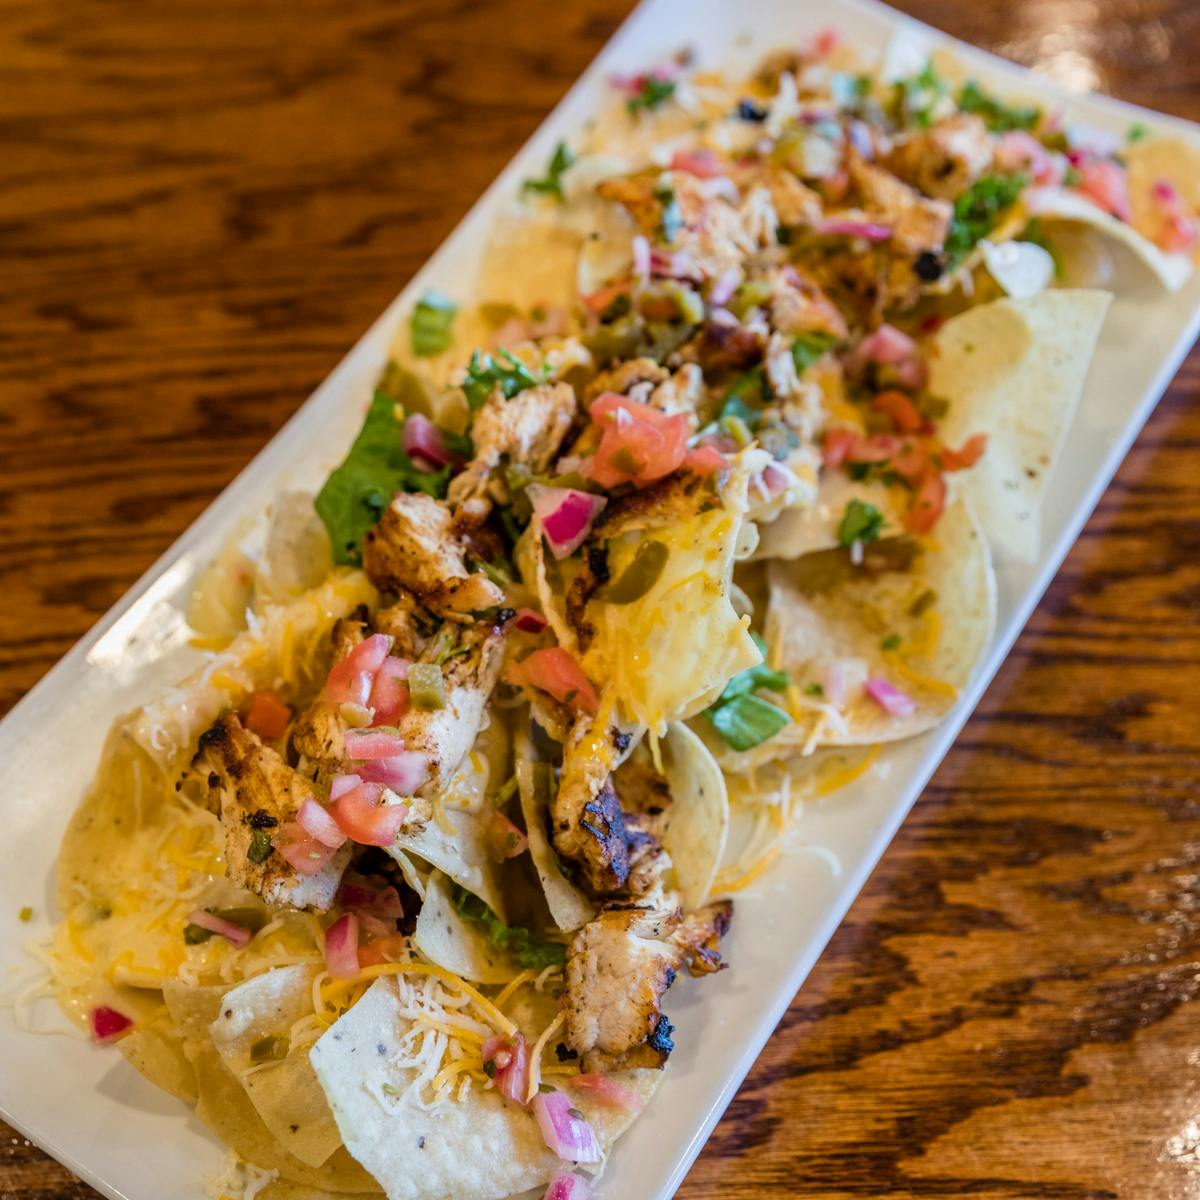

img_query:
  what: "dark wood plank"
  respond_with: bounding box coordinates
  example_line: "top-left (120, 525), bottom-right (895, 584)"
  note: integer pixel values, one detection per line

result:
top-left (1, 1), bottom-right (1198, 1197)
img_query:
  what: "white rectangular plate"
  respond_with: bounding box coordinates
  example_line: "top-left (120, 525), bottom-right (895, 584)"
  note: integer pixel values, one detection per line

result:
top-left (2, 1), bottom-right (1199, 1198)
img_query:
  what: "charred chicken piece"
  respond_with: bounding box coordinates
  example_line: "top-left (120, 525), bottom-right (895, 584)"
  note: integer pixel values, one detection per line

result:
top-left (886, 114), bottom-right (993, 201)
top-left (191, 714), bottom-right (348, 912)
top-left (562, 900), bottom-right (733, 1071)
top-left (447, 382), bottom-right (577, 523)
top-left (363, 492), bottom-right (504, 617)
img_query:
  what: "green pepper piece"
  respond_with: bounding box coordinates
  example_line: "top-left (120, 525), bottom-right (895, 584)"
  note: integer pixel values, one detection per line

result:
top-left (409, 663), bottom-right (446, 710)
top-left (215, 906), bottom-right (269, 934)
top-left (605, 540), bottom-right (669, 604)
top-left (183, 923), bottom-right (215, 945)
top-left (247, 829), bottom-right (273, 864)
top-left (249, 1034), bottom-right (290, 1063)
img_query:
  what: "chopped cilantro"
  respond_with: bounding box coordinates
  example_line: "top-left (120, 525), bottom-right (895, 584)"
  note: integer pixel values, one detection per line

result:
top-left (881, 633), bottom-right (903, 651)
top-left (1127, 121), bottom-right (1150, 143)
top-left (791, 331), bottom-right (837, 374)
top-left (522, 141), bottom-right (576, 202)
top-left (410, 290), bottom-right (458, 357)
top-left (717, 367), bottom-right (767, 429)
top-left (627, 75), bottom-right (676, 114)
top-left (945, 173), bottom-right (1028, 264)
top-left (454, 889), bottom-right (567, 969)
top-left (704, 633), bottom-right (792, 751)
top-left (956, 80), bottom-right (1040, 132)
top-left (382, 1082), bottom-right (400, 1097)
top-left (838, 499), bottom-right (885, 547)
top-left (707, 693), bottom-right (791, 752)
top-left (461, 348), bottom-right (543, 410)
top-left (314, 389), bottom-right (452, 565)
top-left (891, 62), bottom-right (947, 128)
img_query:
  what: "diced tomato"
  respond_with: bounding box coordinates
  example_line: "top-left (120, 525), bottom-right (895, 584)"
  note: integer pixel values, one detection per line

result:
top-left (244, 690), bottom-right (292, 741)
top-left (506, 647), bottom-right (599, 714)
top-left (487, 809), bottom-right (529, 862)
top-left (811, 27), bottom-right (839, 57)
top-left (581, 280), bottom-right (632, 315)
top-left (358, 933), bottom-right (407, 967)
top-left (273, 822), bottom-right (341, 876)
top-left (331, 782), bottom-right (409, 847)
top-left (325, 633), bottom-right (393, 708)
top-left (941, 433), bottom-right (989, 471)
top-left (872, 390), bottom-right (928, 435)
top-left (1072, 157), bottom-right (1132, 222)
top-left (847, 434), bottom-right (900, 464)
top-left (906, 471), bottom-right (946, 534)
top-left (891, 438), bottom-right (932, 486)
top-left (669, 148), bottom-right (723, 178)
top-left (684, 444), bottom-right (728, 476)
top-left (822, 427), bottom-right (858, 467)
top-left (585, 393), bottom-right (689, 489)
top-left (368, 657), bottom-right (410, 725)
top-left (1159, 213), bottom-right (1198, 254)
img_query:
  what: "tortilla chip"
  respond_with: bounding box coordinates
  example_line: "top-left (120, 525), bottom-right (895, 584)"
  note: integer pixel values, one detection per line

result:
top-left (752, 472), bottom-right (907, 562)
top-left (309, 977), bottom-right (657, 1200)
top-left (187, 1038), bottom-right (380, 1193)
top-left (412, 872), bottom-right (521, 984)
top-left (209, 965), bottom-right (343, 1168)
top-left (119, 1022), bottom-right (198, 1105)
top-left (163, 979), bottom-right (230, 1038)
top-left (660, 723), bottom-right (729, 912)
top-left (716, 497), bottom-right (994, 769)
top-left (580, 453), bottom-right (762, 732)
top-left (1125, 135), bottom-right (1200, 254)
top-left (394, 804), bottom-right (506, 922)
top-left (933, 289), bottom-right (1111, 563)
top-left (1025, 187), bottom-right (1193, 291)
top-left (515, 738), bottom-right (595, 934)
top-left (126, 568), bottom-right (378, 768)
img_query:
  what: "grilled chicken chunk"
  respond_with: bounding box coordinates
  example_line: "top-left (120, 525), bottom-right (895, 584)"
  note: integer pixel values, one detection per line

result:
top-left (562, 900), bottom-right (733, 1071)
top-left (585, 358), bottom-right (704, 425)
top-left (552, 713), bottom-right (634, 895)
top-left (447, 382), bottom-right (577, 522)
top-left (363, 492), bottom-right (504, 617)
top-left (192, 714), bottom-right (349, 912)
top-left (596, 171), bottom-right (777, 282)
top-left (764, 267), bottom-right (849, 340)
top-left (848, 152), bottom-right (953, 257)
top-left (292, 601), bottom-right (432, 785)
top-left (395, 610), bottom-right (510, 799)
top-left (887, 114), bottom-right (993, 201)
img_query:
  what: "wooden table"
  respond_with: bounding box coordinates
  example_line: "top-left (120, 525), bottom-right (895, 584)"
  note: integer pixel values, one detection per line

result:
top-left (2, 1), bottom-right (1198, 1196)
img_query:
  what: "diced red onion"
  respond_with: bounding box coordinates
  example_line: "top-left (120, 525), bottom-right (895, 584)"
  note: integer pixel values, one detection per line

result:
top-left (297, 798), bottom-right (348, 849)
top-left (330, 773), bottom-right (362, 801)
top-left (631, 234), bottom-right (651, 280)
top-left (514, 607), bottom-right (549, 633)
top-left (708, 268), bottom-right (740, 307)
top-left (818, 219), bottom-right (891, 242)
top-left (865, 676), bottom-right (917, 718)
top-left (1152, 178), bottom-right (1180, 206)
top-left (355, 752), bottom-right (430, 796)
top-left (90, 1005), bottom-right (133, 1043)
top-left (543, 1172), bottom-right (592, 1200)
top-left (532, 1089), bottom-right (601, 1163)
top-left (846, 120), bottom-right (874, 159)
top-left (528, 485), bottom-right (607, 560)
top-left (822, 661), bottom-right (848, 708)
top-left (403, 413), bottom-right (456, 468)
top-left (649, 247), bottom-right (702, 281)
top-left (344, 729), bottom-right (408, 761)
top-left (569, 1072), bottom-right (643, 1110)
top-left (324, 913), bottom-right (360, 980)
top-left (186, 909), bottom-right (252, 949)
top-left (487, 809), bottom-right (529, 862)
top-left (754, 463), bottom-right (791, 500)
top-left (483, 1033), bottom-right (530, 1105)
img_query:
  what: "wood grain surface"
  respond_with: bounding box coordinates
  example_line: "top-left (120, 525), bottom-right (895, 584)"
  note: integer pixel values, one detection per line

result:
top-left (2, 1), bottom-right (1199, 1197)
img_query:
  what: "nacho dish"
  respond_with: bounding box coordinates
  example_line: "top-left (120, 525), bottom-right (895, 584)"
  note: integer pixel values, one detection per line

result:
top-left (35, 27), bottom-right (1200, 1200)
